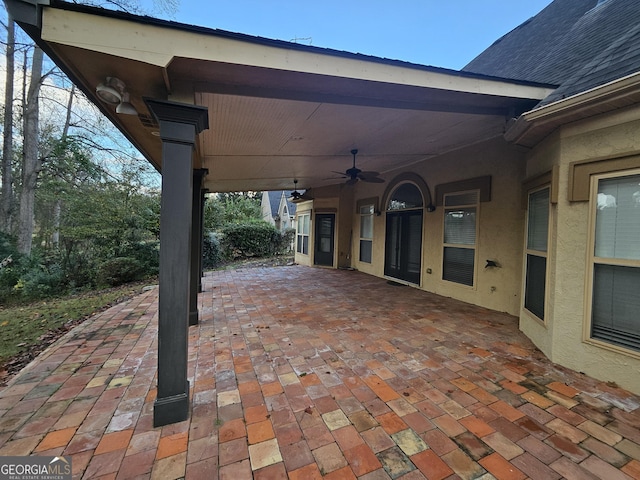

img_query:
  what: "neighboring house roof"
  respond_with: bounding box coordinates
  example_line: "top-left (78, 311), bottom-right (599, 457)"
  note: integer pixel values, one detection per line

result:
top-left (464, 0), bottom-right (640, 105)
top-left (266, 191), bottom-right (297, 219)
top-left (286, 198), bottom-right (297, 217)
top-left (267, 191), bottom-right (282, 218)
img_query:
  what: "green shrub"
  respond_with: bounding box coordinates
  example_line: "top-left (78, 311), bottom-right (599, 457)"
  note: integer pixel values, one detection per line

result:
top-left (97, 257), bottom-right (145, 286)
top-left (12, 256), bottom-right (65, 300)
top-left (0, 232), bottom-right (18, 260)
top-left (277, 227), bottom-right (296, 254)
top-left (221, 222), bottom-right (281, 259)
top-left (0, 235), bottom-right (20, 297)
top-left (203, 232), bottom-right (223, 268)
top-left (120, 241), bottom-right (159, 276)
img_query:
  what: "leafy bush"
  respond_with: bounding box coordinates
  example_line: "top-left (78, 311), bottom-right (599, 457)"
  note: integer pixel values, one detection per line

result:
top-left (10, 254), bottom-right (66, 300)
top-left (278, 228), bottom-right (296, 254)
top-left (120, 241), bottom-right (159, 276)
top-left (203, 232), bottom-right (223, 268)
top-left (97, 257), bottom-right (145, 287)
top-left (0, 234), bottom-right (21, 301)
top-left (0, 232), bottom-right (18, 260)
top-left (220, 222), bottom-right (281, 260)
top-left (18, 263), bottom-right (65, 299)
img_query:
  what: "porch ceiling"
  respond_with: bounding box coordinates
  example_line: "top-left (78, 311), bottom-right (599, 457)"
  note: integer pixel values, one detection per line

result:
top-left (11, 0), bottom-right (556, 193)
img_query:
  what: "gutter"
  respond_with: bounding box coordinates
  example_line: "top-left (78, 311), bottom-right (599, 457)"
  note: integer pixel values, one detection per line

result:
top-left (505, 70), bottom-right (640, 145)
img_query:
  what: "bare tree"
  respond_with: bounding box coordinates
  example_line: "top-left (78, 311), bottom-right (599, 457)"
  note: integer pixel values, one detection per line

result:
top-left (17, 45), bottom-right (43, 254)
top-left (51, 84), bottom-right (75, 248)
top-left (9, 0), bottom-right (174, 254)
top-left (1, 16), bottom-right (15, 234)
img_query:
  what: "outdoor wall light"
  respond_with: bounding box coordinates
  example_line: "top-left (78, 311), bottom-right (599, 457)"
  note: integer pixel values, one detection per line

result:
top-left (115, 92), bottom-right (138, 115)
top-left (96, 77), bottom-right (138, 115)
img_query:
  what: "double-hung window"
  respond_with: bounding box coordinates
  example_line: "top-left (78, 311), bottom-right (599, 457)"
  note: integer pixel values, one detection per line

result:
top-left (359, 204), bottom-right (374, 263)
top-left (524, 187), bottom-right (550, 320)
top-left (443, 191), bottom-right (478, 286)
top-left (296, 212), bottom-right (310, 255)
top-left (588, 171), bottom-right (640, 353)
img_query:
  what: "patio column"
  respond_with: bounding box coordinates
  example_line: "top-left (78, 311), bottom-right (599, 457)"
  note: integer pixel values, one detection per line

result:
top-left (199, 188), bottom-right (208, 293)
top-left (189, 169), bottom-right (207, 325)
top-left (145, 99), bottom-right (208, 427)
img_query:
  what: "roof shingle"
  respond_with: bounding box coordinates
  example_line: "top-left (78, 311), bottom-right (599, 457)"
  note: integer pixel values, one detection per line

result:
top-left (463, 0), bottom-right (640, 105)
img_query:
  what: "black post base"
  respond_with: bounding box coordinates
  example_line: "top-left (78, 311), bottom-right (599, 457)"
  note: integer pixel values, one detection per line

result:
top-left (153, 388), bottom-right (190, 427)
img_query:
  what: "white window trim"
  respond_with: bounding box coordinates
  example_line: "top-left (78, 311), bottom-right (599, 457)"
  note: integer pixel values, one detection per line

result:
top-left (359, 204), bottom-right (374, 264)
top-left (583, 168), bottom-right (640, 359)
top-left (522, 185), bottom-right (551, 325)
top-left (297, 212), bottom-right (311, 255)
top-left (442, 190), bottom-right (479, 289)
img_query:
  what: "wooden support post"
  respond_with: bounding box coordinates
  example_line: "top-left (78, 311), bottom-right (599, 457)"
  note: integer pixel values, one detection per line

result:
top-left (145, 99), bottom-right (208, 427)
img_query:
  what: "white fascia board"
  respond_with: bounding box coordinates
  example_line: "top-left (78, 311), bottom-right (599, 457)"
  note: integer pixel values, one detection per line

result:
top-left (523, 71), bottom-right (640, 122)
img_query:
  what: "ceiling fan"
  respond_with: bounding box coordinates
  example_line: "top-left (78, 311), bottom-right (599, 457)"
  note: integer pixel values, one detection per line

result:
top-left (332, 149), bottom-right (385, 185)
top-left (288, 179), bottom-right (313, 203)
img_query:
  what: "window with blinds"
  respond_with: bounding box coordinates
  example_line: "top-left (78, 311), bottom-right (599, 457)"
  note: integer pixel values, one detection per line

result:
top-left (443, 191), bottom-right (478, 286)
top-left (590, 172), bottom-right (640, 352)
top-left (524, 187), bottom-right (550, 320)
top-left (359, 204), bottom-right (374, 263)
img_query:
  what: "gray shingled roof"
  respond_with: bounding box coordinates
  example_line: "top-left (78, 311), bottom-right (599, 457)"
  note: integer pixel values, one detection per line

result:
top-left (267, 191), bottom-right (282, 218)
top-left (266, 191), bottom-right (297, 219)
top-left (463, 0), bottom-right (640, 105)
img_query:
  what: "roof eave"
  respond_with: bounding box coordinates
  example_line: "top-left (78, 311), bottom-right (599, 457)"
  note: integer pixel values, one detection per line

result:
top-left (505, 71), bottom-right (640, 147)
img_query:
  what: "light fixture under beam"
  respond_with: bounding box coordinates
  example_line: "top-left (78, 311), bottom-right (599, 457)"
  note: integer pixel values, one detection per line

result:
top-left (116, 92), bottom-right (137, 115)
top-left (96, 77), bottom-right (138, 115)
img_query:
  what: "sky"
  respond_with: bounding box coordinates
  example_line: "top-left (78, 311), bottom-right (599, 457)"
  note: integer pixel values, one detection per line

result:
top-left (144, 0), bottom-right (553, 70)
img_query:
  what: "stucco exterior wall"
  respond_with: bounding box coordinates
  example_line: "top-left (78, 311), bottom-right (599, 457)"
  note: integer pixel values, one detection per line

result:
top-left (294, 185), bottom-right (348, 268)
top-left (523, 105), bottom-right (640, 395)
top-left (352, 137), bottom-right (527, 316)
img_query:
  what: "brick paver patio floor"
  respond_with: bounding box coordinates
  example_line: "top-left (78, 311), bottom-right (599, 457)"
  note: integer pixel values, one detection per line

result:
top-left (1, 266), bottom-right (640, 479)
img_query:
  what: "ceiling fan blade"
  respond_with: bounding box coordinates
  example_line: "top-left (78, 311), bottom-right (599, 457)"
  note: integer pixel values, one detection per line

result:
top-left (359, 170), bottom-right (380, 177)
top-left (360, 176), bottom-right (385, 183)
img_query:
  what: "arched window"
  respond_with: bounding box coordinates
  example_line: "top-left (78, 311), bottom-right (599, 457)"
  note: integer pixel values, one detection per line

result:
top-left (387, 183), bottom-right (423, 210)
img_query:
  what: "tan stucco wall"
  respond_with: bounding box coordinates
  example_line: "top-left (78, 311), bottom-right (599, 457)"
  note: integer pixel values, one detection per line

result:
top-left (293, 184), bottom-right (353, 268)
top-left (352, 136), bottom-right (527, 316)
top-left (522, 105), bottom-right (640, 395)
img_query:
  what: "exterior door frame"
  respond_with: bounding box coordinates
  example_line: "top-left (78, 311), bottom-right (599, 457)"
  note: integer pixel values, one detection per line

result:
top-left (314, 213), bottom-right (335, 266)
top-left (384, 209), bottom-right (423, 285)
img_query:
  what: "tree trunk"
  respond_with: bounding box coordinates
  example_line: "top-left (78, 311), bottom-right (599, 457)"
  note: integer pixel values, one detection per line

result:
top-left (17, 46), bottom-right (44, 254)
top-left (51, 85), bottom-right (75, 249)
top-left (1, 18), bottom-right (15, 234)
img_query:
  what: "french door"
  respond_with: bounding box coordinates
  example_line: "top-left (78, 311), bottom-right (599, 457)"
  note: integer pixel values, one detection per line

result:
top-left (384, 210), bottom-right (423, 284)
